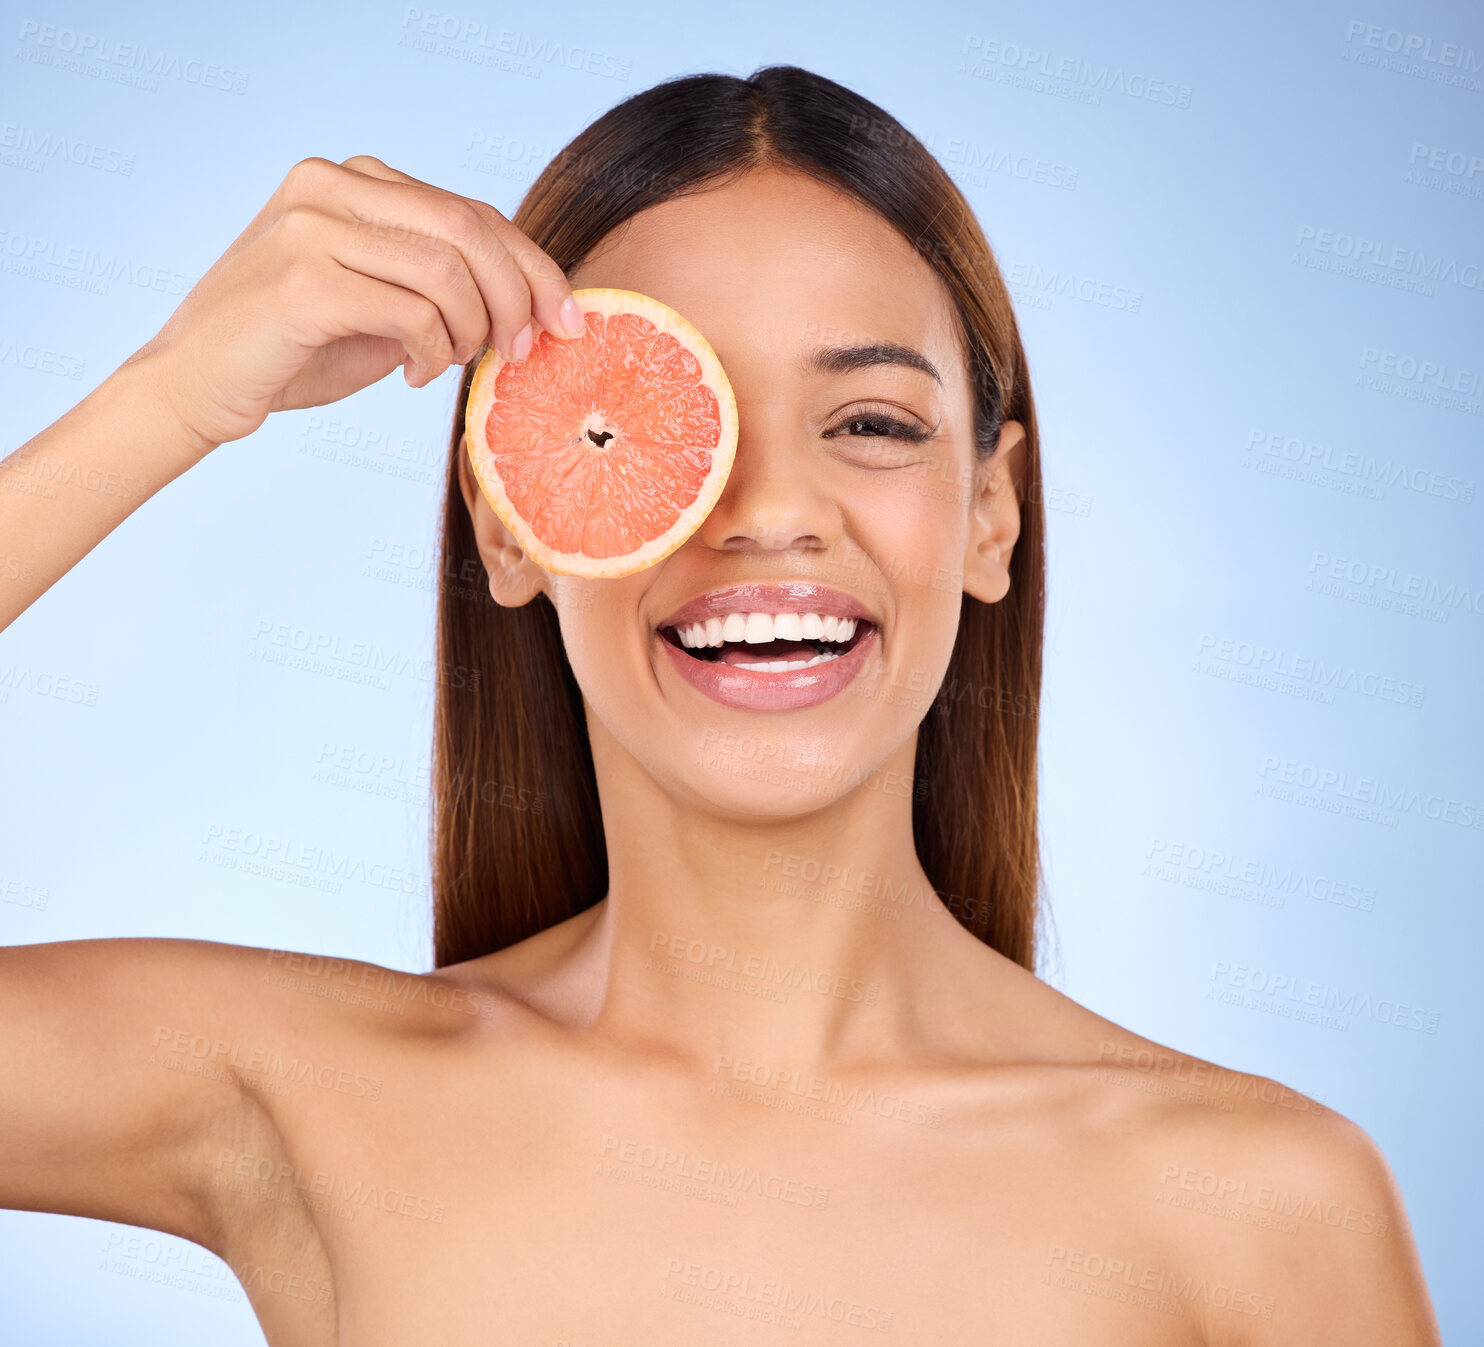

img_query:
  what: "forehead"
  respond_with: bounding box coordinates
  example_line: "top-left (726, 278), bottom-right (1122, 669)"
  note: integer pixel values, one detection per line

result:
top-left (565, 166), bottom-right (964, 390)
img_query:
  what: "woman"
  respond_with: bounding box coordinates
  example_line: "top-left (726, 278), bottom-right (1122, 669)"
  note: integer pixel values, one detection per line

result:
top-left (0, 65), bottom-right (1441, 1345)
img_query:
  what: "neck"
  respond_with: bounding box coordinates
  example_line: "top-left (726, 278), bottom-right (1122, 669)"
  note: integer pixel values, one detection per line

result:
top-left (543, 715), bottom-right (987, 1077)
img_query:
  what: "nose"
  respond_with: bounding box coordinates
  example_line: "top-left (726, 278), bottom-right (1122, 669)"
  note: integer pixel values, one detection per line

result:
top-left (690, 410), bottom-right (839, 557)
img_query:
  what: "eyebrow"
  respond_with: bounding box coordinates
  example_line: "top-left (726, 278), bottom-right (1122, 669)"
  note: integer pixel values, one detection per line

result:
top-left (803, 341), bottom-right (943, 387)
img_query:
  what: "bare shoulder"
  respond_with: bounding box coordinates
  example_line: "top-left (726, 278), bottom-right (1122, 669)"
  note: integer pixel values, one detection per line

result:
top-left (85, 935), bottom-right (525, 1065)
top-left (99, 935), bottom-right (533, 1158)
top-left (1137, 1060), bottom-right (1438, 1344)
top-left (0, 933), bottom-right (513, 1252)
top-left (140, 938), bottom-right (532, 1235)
top-left (1016, 979), bottom-right (1442, 1347)
top-left (252, 941), bottom-right (522, 1041)
top-left (216, 915), bottom-right (596, 1095)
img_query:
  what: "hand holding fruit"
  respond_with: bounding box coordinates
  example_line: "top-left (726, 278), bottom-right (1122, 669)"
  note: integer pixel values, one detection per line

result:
top-left (124, 155), bottom-right (587, 457)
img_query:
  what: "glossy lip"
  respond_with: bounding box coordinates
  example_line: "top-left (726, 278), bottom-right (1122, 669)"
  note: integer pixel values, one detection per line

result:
top-left (659, 622), bottom-right (880, 711)
top-left (656, 582), bottom-right (880, 631)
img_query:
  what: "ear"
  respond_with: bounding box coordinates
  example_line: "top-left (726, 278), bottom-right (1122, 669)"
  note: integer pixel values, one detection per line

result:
top-left (456, 433), bottom-right (551, 608)
top-left (962, 419), bottom-right (1027, 606)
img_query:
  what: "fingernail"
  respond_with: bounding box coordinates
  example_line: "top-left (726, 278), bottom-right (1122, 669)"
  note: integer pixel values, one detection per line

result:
top-left (511, 323), bottom-right (533, 362)
top-left (558, 296), bottom-right (585, 338)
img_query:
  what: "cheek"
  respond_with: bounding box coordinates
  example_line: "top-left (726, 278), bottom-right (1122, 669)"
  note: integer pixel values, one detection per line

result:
top-left (546, 575), bottom-right (648, 655)
top-left (866, 483), bottom-right (969, 670)
top-left (553, 592), bottom-right (655, 713)
top-left (864, 471), bottom-right (970, 571)
top-left (562, 609), bottom-right (628, 666)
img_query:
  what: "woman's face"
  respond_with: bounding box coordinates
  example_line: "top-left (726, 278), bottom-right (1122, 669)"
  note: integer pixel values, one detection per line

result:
top-left (461, 164), bottom-right (1024, 817)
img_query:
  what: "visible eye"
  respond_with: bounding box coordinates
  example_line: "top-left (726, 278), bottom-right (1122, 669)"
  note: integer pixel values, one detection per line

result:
top-left (819, 406), bottom-right (931, 468)
top-left (823, 404), bottom-right (935, 446)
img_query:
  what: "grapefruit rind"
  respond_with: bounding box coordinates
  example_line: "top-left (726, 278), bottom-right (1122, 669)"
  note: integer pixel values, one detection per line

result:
top-left (464, 286), bottom-right (739, 580)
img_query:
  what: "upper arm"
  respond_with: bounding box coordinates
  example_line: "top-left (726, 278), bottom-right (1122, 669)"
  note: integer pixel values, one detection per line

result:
top-left (1189, 1098), bottom-right (1442, 1347)
top-left (0, 937), bottom-right (266, 1246)
top-left (1256, 1110), bottom-right (1440, 1345)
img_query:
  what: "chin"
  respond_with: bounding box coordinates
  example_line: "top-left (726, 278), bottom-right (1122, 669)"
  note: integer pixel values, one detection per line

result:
top-left (677, 720), bottom-right (913, 818)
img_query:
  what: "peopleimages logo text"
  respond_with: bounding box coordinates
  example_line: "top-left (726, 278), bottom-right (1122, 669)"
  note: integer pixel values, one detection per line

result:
top-left (1344, 21), bottom-right (1484, 71)
top-left (16, 21), bottom-right (249, 93)
top-left (1295, 226), bottom-right (1484, 292)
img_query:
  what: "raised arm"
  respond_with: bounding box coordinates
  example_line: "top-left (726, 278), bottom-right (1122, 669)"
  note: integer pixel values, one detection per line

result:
top-left (0, 153), bottom-right (586, 633)
top-left (0, 938), bottom-right (275, 1241)
top-left (0, 346), bottom-right (211, 632)
top-left (0, 933), bottom-right (485, 1347)
top-left (0, 153), bottom-right (581, 1249)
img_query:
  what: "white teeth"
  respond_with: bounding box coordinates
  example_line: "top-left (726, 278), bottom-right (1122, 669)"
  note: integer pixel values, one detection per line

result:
top-left (669, 611), bottom-right (865, 649)
top-left (744, 612), bottom-right (773, 644)
top-left (733, 650), bottom-right (842, 672)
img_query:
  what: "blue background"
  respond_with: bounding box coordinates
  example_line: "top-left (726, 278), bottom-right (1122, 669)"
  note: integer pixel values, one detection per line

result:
top-left (2, 0), bottom-right (1480, 1340)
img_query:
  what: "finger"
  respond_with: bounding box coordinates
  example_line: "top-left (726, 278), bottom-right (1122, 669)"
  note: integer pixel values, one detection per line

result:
top-left (339, 155), bottom-right (585, 348)
top-left (319, 210), bottom-right (490, 370)
top-left (327, 158), bottom-right (528, 361)
top-left (310, 261), bottom-right (457, 388)
top-left (272, 158), bottom-right (507, 357)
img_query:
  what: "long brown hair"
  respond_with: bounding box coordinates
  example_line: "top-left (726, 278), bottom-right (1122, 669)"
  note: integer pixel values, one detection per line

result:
top-left (432, 65), bottom-right (1047, 972)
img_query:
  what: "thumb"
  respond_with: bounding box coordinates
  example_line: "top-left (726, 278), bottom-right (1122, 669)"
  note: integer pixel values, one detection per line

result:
top-left (273, 333), bottom-right (415, 413)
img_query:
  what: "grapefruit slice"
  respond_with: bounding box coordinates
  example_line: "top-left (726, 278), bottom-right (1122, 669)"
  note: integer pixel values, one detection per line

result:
top-left (464, 287), bottom-right (739, 579)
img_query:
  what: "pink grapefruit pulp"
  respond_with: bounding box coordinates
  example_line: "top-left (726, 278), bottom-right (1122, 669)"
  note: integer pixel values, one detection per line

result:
top-left (464, 287), bottom-right (739, 578)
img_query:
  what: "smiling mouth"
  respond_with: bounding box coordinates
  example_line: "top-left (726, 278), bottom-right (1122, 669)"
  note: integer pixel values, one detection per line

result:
top-left (658, 620), bottom-right (875, 672)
